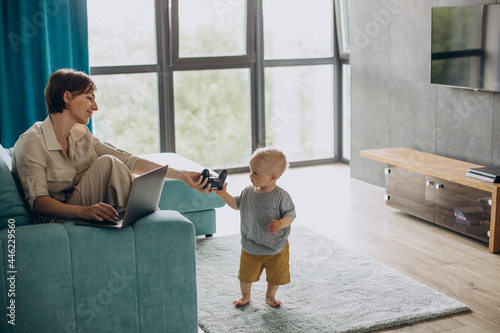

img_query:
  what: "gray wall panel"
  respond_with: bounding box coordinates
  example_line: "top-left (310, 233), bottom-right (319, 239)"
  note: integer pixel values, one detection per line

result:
top-left (351, 0), bottom-right (499, 186)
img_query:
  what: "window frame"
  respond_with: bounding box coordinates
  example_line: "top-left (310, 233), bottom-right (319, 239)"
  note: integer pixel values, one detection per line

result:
top-left (89, 0), bottom-right (350, 170)
top-left (170, 0), bottom-right (256, 69)
top-left (335, 0), bottom-right (350, 59)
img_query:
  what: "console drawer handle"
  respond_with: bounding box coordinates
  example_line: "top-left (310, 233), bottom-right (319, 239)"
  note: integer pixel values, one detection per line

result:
top-left (426, 181), bottom-right (434, 187)
top-left (435, 184), bottom-right (445, 190)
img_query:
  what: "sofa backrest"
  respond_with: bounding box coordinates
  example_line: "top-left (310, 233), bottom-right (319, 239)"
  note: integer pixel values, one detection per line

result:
top-left (0, 144), bottom-right (33, 228)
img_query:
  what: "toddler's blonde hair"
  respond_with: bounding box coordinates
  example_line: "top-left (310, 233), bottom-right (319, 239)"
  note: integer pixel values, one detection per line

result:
top-left (250, 147), bottom-right (289, 177)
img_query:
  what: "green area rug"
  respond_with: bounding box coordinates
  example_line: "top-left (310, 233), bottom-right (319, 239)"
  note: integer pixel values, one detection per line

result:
top-left (196, 227), bottom-right (469, 333)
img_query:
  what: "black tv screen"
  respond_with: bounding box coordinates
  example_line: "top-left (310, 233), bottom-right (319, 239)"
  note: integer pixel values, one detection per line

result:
top-left (431, 5), bottom-right (500, 92)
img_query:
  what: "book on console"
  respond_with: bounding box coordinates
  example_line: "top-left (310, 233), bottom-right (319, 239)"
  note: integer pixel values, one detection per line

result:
top-left (466, 166), bottom-right (500, 183)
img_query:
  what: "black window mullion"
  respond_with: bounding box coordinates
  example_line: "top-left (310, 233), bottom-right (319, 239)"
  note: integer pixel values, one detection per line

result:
top-left (264, 58), bottom-right (335, 68)
top-left (335, 0), bottom-right (350, 162)
top-left (156, 0), bottom-right (175, 152)
top-left (170, 0), bottom-right (180, 67)
top-left (252, 0), bottom-right (265, 151)
top-left (90, 64), bottom-right (158, 75)
top-left (171, 56), bottom-right (254, 71)
top-left (333, 0), bottom-right (341, 162)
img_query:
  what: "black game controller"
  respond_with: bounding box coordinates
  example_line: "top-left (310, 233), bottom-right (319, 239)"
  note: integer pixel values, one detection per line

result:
top-left (201, 168), bottom-right (228, 190)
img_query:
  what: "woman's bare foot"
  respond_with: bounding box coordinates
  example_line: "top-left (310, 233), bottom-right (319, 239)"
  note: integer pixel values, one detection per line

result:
top-left (265, 296), bottom-right (282, 307)
top-left (234, 296), bottom-right (251, 306)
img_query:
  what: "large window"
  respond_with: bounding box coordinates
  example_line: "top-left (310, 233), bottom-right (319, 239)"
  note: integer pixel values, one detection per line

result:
top-left (87, 0), bottom-right (159, 154)
top-left (263, 0), bottom-right (334, 59)
top-left (174, 69), bottom-right (251, 168)
top-left (177, 0), bottom-right (247, 58)
top-left (87, 0), bottom-right (350, 169)
top-left (265, 65), bottom-right (334, 162)
top-left (91, 73), bottom-right (160, 154)
top-left (87, 0), bottom-right (157, 66)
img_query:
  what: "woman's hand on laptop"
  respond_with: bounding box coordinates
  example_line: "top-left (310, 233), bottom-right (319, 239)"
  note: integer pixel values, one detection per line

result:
top-left (81, 202), bottom-right (119, 222)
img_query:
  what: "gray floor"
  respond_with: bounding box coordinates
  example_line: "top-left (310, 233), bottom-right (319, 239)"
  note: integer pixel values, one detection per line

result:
top-left (199, 164), bottom-right (500, 332)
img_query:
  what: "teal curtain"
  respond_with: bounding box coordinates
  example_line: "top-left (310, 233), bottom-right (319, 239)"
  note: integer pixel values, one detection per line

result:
top-left (0, 0), bottom-right (90, 148)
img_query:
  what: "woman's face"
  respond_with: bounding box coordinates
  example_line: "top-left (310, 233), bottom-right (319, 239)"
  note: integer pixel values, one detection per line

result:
top-left (66, 90), bottom-right (98, 125)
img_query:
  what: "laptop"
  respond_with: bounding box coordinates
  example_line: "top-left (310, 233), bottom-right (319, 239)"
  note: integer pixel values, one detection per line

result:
top-left (75, 165), bottom-right (168, 228)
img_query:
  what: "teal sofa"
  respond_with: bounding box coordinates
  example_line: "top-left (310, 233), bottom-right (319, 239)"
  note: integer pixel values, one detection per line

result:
top-left (0, 145), bottom-right (222, 332)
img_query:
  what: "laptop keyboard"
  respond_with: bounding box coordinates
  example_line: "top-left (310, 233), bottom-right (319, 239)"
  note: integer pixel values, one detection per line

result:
top-left (99, 210), bottom-right (126, 225)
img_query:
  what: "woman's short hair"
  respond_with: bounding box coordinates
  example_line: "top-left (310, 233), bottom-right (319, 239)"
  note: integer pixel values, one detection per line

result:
top-left (45, 68), bottom-right (96, 114)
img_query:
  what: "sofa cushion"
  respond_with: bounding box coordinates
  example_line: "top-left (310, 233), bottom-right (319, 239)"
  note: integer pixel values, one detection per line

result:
top-left (0, 223), bottom-right (76, 332)
top-left (0, 212), bottom-right (198, 332)
top-left (0, 145), bottom-right (32, 229)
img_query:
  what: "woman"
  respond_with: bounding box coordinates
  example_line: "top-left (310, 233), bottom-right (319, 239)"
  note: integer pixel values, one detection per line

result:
top-left (12, 68), bottom-right (209, 224)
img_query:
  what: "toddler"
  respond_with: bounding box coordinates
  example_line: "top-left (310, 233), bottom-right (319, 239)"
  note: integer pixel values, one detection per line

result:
top-left (215, 147), bottom-right (296, 307)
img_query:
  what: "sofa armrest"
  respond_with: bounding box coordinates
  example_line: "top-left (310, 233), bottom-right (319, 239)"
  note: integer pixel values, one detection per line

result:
top-left (159, 179), bottom-right (224, 213)
top-left (0, 211), bottom-right (198, 333)
top-left (132, 211), bottom-right (198, 332)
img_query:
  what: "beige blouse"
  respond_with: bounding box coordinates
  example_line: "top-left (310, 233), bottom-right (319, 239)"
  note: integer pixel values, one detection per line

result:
top-left (12, 117), bottom-right (138, 223)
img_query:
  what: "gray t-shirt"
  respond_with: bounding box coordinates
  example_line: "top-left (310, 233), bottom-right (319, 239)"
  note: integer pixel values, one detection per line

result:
top-left (235, 185), bottom-right (296, 255)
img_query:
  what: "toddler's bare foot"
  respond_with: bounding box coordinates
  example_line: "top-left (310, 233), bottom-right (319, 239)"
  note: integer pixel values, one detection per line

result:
top-left (234, 296), bottom-right (251, 306)
top-left (265, 296), bottom-right (281, 307)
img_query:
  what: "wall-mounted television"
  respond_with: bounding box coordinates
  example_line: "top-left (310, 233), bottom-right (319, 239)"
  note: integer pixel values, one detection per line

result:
top-left (431, 5), bottom-right (500, 92)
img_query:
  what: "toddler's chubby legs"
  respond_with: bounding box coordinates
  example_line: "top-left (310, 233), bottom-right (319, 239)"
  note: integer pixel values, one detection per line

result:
top-left (236, 242), bottom-right (290, 307)
top-left (265, 283), bottom-right (281, 307)
top-left (234, 281), bottom-right (252, 306)
top-left (234, 282), bottom-right (282, 307)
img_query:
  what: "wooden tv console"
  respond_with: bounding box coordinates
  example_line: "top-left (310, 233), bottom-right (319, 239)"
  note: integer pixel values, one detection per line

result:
top-left (361, 147), bottom-right (500, 253)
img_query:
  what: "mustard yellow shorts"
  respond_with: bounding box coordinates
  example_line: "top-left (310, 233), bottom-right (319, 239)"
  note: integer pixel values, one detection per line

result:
top-left (238, 240), bottom-right (290, 285)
